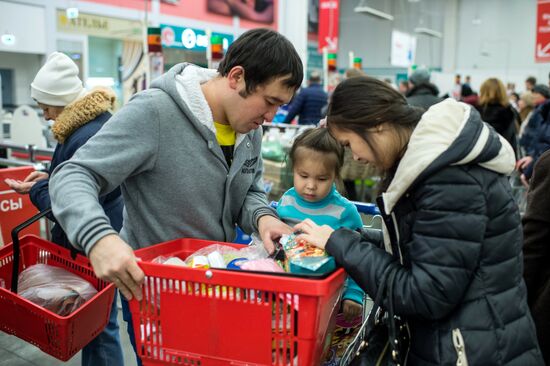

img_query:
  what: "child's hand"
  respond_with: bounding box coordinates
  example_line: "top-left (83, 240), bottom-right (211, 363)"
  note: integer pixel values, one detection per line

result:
top-left (342, 299), bottom-right (362, 322)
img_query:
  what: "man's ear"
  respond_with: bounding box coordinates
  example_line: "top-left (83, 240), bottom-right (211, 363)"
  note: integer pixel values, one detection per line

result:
top-left (227, 66), bottom-right (245, 90)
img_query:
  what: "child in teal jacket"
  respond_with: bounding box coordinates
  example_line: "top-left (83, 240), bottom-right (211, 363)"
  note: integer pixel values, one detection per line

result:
top-left (276, 128), bottom-right (364, 364)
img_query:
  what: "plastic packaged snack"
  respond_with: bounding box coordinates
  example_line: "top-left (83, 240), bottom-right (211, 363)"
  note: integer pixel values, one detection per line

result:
top-left (280, 233), bottom-right (332, 273)
top-left (152, 255), bottom-right (186, 267)
top-left (18, 264), bottom-right (98, 316)
top-left (184, 244), bottom-right (240, 267)
top-left (184, 243), bottom-right (270, 270)
top-left (207, 251), bottom-right (226, 269)
top-left (163, 257), bottom-right (187, 267)
top-left (239, 258), bottom-right (285, 273)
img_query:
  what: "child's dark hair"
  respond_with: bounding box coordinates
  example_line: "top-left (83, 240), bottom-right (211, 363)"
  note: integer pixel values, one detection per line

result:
top-left (289, 128), bottom-right (345, 178)
top-left (217, 28), bottom-right (303, 96)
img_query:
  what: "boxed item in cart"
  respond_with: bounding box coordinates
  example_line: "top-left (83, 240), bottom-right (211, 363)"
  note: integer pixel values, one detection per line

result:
top-left (279, 233), bottom-right (336, 275)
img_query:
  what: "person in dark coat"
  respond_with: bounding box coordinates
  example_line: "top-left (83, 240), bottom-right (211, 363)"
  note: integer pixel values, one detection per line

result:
top-left (406, 69), bottom-right (441, 110)
top-left (477, 77), bottom-right (518, 155)
top-left (4, 52), bottom-right (124, 366)
top-left (294, 76), bottom-right (544, 365)
top-left (517, 85), bottom-right (550, 185)
top-left (523, 149), bottom-right (550, 365)
top-left (460, 83), bottom-right (479, 107)
top-left (284, 70), bottom-right (328, 125)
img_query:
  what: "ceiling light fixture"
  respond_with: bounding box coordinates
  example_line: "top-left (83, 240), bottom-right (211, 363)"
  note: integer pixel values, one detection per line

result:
top-left (354, 6), bottom-right (394, 21)
top-left (414, 27), bottom-right (442, 38)
top-left (1, 33), bottom-right (16, 46)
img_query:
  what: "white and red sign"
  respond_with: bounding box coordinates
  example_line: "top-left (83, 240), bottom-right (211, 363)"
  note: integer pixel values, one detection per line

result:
top-left (0, 167), bottom-right (40, 246)
top-left (536, 0), bottom-right (550, 63)
top-left (318, 0), bottom-right (339, 53)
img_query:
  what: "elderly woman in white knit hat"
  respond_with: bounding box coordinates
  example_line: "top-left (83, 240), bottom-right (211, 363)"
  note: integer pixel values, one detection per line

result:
top-left (4, 52), bottom-right (125, 366)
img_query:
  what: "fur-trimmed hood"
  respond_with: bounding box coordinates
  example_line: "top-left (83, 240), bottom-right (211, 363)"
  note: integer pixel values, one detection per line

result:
top-left (52, 87), bottom-right (116, 143)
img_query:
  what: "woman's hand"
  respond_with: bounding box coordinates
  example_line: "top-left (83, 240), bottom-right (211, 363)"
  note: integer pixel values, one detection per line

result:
top-left (4, 171), bottom-right (49, 194)
top-left (293, 218), bottom-right (334, 250)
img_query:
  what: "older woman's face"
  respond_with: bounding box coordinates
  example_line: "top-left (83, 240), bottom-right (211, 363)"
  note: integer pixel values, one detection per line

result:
top-left (37, 103), bottom-right (64, 121)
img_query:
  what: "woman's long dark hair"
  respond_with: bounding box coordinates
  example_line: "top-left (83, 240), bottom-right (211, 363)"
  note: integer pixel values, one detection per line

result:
top-left (327, 76), bottom-right (424, 191)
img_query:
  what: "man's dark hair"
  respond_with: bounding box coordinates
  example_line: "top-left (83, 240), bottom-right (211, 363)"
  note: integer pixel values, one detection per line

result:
top-left (217, 28), bottom-right (303, 96)
top-left (526, 76), bottom-right (537, 85)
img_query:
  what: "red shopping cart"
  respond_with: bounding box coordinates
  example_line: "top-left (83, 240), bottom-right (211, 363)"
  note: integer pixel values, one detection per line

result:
top-left (0, 209), bottom-right (116, 361)
top-left (129, 238), bottom-right (346, 366)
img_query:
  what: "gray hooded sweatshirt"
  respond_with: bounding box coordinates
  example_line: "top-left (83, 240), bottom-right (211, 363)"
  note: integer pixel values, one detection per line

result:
top-left (50, 63), bottom-right (275, 254)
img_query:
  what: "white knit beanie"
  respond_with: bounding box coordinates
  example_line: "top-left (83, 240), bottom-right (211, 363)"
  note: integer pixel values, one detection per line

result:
top-left (31, 52), bottom-right (85, 106)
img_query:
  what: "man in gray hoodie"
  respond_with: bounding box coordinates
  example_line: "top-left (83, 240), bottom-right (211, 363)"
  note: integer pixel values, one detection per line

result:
top-left (50, 29), bottom-right (303, 302)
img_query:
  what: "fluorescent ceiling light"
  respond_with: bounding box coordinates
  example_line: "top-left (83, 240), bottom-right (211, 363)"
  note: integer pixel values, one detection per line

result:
top-left (414, 27), bottom-right (442, 38)
top-left (1, 34), bottom-right (16, 46)
top-left (354, 6), bottom-right (394, 21)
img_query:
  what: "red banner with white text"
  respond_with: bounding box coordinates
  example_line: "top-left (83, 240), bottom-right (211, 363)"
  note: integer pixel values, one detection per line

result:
top-left (318, 0), bottom-right (339, 53)
top-left (536, 0), bottom-right (550, 62)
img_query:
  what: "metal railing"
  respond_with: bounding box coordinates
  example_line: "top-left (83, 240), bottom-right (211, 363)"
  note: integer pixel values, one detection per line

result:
top-left (263, 122), bottom-right (303, 129)
top-left (0, 141), bottom-right (54, 169)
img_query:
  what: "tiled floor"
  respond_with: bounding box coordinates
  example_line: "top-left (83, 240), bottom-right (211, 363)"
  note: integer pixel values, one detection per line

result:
top-left (0, 300), bottom-right (137, 366)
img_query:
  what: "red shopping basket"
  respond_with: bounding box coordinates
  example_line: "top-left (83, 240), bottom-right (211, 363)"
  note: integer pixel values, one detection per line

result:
top-left (129, 238), bottom-right (346, 366)
top-left (0, 209), bottom-right (116, 361)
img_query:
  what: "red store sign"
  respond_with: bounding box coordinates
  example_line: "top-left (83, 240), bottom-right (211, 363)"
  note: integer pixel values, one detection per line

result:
top-left (536, 0), bottom-right (550, 63)
top-left (318, 0), bottom-right (339, 53)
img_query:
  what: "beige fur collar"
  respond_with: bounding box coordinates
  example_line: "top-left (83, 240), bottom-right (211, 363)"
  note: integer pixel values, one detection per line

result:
top-left (52, 87), bottom-right (116, 143)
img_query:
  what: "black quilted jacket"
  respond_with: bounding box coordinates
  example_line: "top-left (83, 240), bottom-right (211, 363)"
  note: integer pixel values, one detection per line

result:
top-left (326, 100), bottom-right (544, 365)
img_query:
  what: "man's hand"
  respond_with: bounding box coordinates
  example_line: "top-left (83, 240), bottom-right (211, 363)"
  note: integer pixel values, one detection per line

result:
top-left (88, 234), bottom-right (144, 301)
top-left (516, 156), bottom-right (533, 171)
top-left (257, 215), bottom-right (292, 254)
top-left (4, 171), bottom-right (49, 194)
top-left (342, 299), bottom-right (363, 322)
top-left (293, 219), bottom-right (334, 250)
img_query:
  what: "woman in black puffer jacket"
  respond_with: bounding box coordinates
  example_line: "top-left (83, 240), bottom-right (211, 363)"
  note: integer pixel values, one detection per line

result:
top-left (295, 76), bottom-right (543, 365)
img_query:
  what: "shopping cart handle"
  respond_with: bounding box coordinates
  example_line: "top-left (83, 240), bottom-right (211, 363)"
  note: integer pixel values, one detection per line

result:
top-left (351, 201), bottom-right (380, 215)
top-left (10, 208), bottom-right (52, 293)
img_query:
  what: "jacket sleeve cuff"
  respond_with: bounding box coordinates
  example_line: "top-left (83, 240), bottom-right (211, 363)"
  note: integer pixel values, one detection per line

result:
top-left (253, 206), bottom-right (278, 231)
top-left (343, 277), bottom-right (365, 304)
top-left (326, 228), bottom-right (362, 261)
top-left (79, 225), bottom-right (119, 256)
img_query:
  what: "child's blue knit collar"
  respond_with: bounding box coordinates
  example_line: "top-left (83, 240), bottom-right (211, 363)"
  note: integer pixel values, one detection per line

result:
top-left (292, 184), bottom-right (337, 208)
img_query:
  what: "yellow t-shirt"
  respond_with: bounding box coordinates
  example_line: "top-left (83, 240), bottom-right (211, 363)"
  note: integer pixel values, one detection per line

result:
top-left (214, 121), bottom-right (236, 166)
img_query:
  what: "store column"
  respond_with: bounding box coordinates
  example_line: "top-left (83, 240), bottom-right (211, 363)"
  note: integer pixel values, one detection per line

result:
top-left (278, 0), bottom-right (308, 85)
